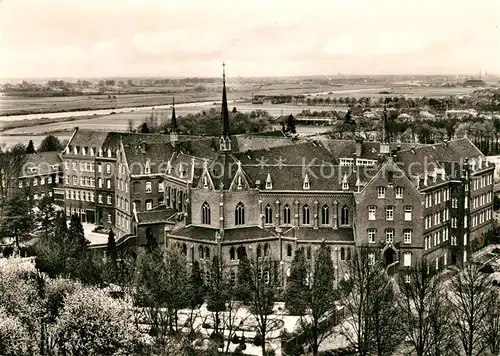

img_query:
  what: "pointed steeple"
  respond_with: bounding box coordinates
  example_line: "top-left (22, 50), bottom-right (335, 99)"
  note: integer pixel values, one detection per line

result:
top-left (220, 62), bottom-right (231, 152)
top-left (380, 104), bottom-right (390, 154)
top-left (171, 97), bottom-right (178, 133)
top-left (170, 97), bottom-right (179, 146)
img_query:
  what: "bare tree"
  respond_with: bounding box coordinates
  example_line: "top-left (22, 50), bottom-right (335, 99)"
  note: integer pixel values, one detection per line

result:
top-left (396, 259), bottom-right (455, 356)
top-left (284, 245), bottom-right (338, 356)
top-left (237, 249), bottom-right (281, 356)
top-left (482, 288), bottom-right (500, 355)
top-left (448, 262), bottom-right (494, 356)
top-left (339, 248), bottom-right (401, 356)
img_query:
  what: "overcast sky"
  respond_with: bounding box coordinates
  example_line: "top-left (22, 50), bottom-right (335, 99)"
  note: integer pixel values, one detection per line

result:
top-left (1, 0), bottom-right (499, 78)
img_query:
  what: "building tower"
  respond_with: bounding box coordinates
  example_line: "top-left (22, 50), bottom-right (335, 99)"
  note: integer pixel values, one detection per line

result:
top-left (380, 105), bottom-right (390, 154)
top-left (220, 63), bottom-right (231, 152)
top-left (170, 97), bottom-right (179, 146)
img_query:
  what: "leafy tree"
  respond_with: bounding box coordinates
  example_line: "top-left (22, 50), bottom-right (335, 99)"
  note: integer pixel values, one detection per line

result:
top-left (35, 211), bottom-right (68, 277)
top-left (145, 228), bottom-right (157, 253)
top-left (68, 214), bottom-right (88, 257)
top-left (36, 195), bottom-right (56, 241)
top-left (26, 140), bottom-right (36, 154)
top-left (164, 247), bottom-right (189, 333)
top-left (107, 229), bottom-right (117, 265)
top-left (51, 283), bottom-right (143, 355)
top-left (448, 262), bottom-right (495, 356)
top-left (284, 247), bottom-right (308, 315)
top-left (139, 122), bottom-right (150, 133)
top-left (0, 144), bottom-right (27, 211)
top-left (285, 114), bottom-right (297, 134)
top-left (396, 259), bottom-right (454, 356)
top-left (134, 249), bottom-right (171, 345)
top-left (0, 192), bottom-right (34, 248)
top-left (186, 261), bottom-right (205, 331)
top-left (38, 135), bottom-right (64, 152)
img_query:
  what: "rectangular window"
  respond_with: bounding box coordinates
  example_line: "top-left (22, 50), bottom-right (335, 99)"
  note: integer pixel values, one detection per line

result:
top-left (403, 252), bottom-right (411, 267)
top-left (146, 200), bottom-right (153, 211)
top-left (395, 187), bottom-right (404, 199)
top-left (404, 229), bottom-right (412, 244)
top-left (107, 179), bottom-right (111, 189)
top-left (106, 164), bottom-right (111, 174)
top-left (368, 229), bottom-right (376, 243)
top-left (452, 197), bottom-right (457, 208)
top-left (404, 206), bottom-right (412, 221)
top-left (386, 206), bottom-right (393, 221)
top-left (159, 181), bottom-right (164, 193)
top-left (73, 176), bottom-right (77, 185)
top-left (72, 162), bottom-right (77, 170)
top-left (98, 194), bottom-right (103, 203)
top-left (107, 195), bottom-right (111, 205)
top-left (386, 229), bottom-right (394, 243)
top-left (377, 187), bottom-right (386, 199)
top-left (98, 163), bottom-right (102, 173)
top-left (368, 206), bottom-right (376, 220)
top-left (145, 182), bottom-right (152, 193)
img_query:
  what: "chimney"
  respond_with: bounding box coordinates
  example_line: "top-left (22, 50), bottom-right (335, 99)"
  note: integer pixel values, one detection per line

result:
top-left (423, 170), bottom-right (428, 186)
top-left (414, 175), bottom-right (420, 189)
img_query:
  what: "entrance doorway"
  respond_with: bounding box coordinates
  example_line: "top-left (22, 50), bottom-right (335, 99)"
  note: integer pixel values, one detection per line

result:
top-left (384, 248), bottom-right (396, 266)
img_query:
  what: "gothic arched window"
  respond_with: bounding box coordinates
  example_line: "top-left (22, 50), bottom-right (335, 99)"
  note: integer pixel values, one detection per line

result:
top-left (265, 204), bottom-right (273, 224)
top-left (287, 244), bottom-right (293, 257)
top-left (235, 202), bottom-right (245, 225)
top-left (283, 204), bottom-right (291, 224)
top-left (264, 243), bottom-right (270, 256)
top-left (229, 247), bottom-right (235, 260)
top-left (321, 205), bottom-right (330, 225)
top-left (257, 244), bottom-right (262, 258)
top-left (237, 246), bottom-right (246, 259)
top-left (302, 205), bottom-right (310, 225)
top-left (341, 205), bottom-right (350, 225)
top-left (201, 202), bottom-right (211, 225)
top-left (198, 246), bottom-right (204, 259)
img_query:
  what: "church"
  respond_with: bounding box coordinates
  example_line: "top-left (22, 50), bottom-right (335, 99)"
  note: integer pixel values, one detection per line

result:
top-left (54, 66), bottom-right (495, 285)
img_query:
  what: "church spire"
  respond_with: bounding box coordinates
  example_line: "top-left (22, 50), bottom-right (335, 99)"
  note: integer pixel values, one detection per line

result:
top-left (170, 97), bottom-right (179, 146)
top-left (171, 97), bottom-right (178, 133)
top-left (220, 63), bottom-right (231, 152)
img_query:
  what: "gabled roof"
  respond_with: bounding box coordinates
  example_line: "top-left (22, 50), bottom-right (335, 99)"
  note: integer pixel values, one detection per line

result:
top-left (208, 153), bottom-right (242, 190)
top-left (21, 152), bottom-right (62, 176)
top-left (243, 164), bottom-right (372, 191)
top-left (233, 141), bottom-right (332, 166)
top-left (123, 142), bottom-right (175, 175)
top-left (67, 130), bottom-right (108, 151)
top-left (136, 205), bottom-right (177, 225)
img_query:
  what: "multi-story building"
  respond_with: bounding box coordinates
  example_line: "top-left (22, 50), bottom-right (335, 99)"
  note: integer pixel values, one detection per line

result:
top-left (16, 152), bottom-right (64, 205)
top-left (62, 130), bottom-right (106, 223)
top-left (57, 69), bottom-right (495, 285)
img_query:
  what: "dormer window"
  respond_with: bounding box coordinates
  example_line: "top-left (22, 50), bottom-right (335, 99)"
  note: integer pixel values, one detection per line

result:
top-left (203, 175), bottom-right (209, 188)
top-left (303, 174), bottom-right (310, 190)
top-left (237, 175), bottom-right (242, 190)
top-left (73, 146), bottom-right (78, 155)
top-left (145, 161), bottom-right (151, 174)
top-left (265, 173), bottom-right (272, 190)
top-left (166, 161), bottom-right (172, 175)
top-left (65, 146), bottom-right (70, 154)
top-left (342, 173), bottom-right (349, 190)
top-left (107, 148), bottom-right (112, 158)
top-left (179, 163), bottom-right (186, 178)
top-left (82, 147), bottom-right (86, 155)
top-left (98, 148), bottom-right (103, 157)
top-left (90, 147), bottom-right (95, 156)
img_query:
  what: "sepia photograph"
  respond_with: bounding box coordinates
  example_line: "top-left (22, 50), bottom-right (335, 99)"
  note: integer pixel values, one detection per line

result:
top-left (0, 0), bottom-right (499, 355)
